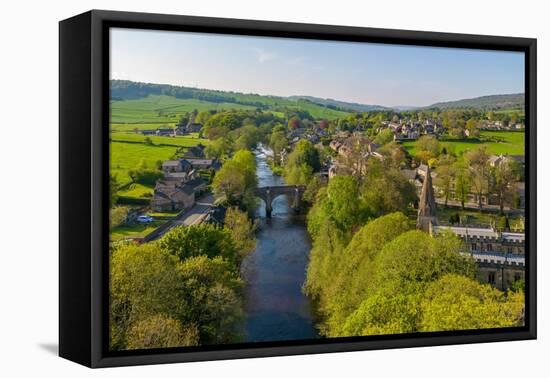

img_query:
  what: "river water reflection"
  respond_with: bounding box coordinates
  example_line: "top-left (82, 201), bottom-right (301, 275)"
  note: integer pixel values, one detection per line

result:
top-left (241, 148), bottom-right (319, 342)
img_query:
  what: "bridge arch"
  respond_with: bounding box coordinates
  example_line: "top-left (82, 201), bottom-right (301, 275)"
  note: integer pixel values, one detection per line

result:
top-left (255, 185), bottom-right (305, 217)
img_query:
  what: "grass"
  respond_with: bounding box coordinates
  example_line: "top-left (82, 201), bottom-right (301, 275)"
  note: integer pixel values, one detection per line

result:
top-left (110, 141), bottom-right (177, 185)
top-left (118, 182), bottom-right (154, 199)
top-left (110, 132), bottom-right (208, 148)
top-left (110, 132), bottom-right (209, 185)
top-left (436, 206), bottom-right (523, 230)
top-left (402, 131), bottom-right (525, 156)
top-left (110, 221), bottom-right (163, 241)
top-left (110, 95), bottom-right (257, 123)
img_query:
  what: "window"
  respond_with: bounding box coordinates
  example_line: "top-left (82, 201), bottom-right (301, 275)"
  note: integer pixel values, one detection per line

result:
top-left (471, 243), bottom-right (477, 251)
top-left (507, 247), bottom-right (513, 254)
top-left (488, 271), bottom-right (496, 284)
top-left (486, 244), bottom-right (493, 252)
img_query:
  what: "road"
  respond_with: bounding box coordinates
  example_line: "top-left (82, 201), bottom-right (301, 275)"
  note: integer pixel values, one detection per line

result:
top-left (144, 193), bottom-right (215, 241)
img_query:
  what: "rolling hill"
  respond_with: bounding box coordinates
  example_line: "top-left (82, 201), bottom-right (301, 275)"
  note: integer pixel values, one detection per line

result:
top-left (426, 93), bottom-right (524, 110)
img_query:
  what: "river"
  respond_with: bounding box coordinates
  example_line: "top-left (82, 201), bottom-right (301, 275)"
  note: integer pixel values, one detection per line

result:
top-left (240, 147), bottom-right (319, 342)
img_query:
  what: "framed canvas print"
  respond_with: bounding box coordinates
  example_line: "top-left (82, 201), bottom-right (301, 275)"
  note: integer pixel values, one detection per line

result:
top-left (59, 10), bottom-right (536, 368)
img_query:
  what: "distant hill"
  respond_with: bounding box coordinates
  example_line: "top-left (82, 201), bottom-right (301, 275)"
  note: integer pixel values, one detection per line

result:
top-left (110, 80), bottom-right (351, 120)
top-left (426, 93), bottom-right (524, 110)
top-left (287, 95), bottom-right (390, 112)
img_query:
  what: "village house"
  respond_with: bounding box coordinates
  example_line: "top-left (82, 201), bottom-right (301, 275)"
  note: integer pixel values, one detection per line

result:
top-left (161, 159), bottom-right (192, 175)
top-left (175, 122), bottom-right (203, 135)
top-left (156, 127), bottom-right (174, 136)
top-left (151, 178), bottom-right (196, 212)
top-left (186, 158), bottom-right (221, 170)
top-left (182, 145), bottom-right (207, 159)
top-left (416, 165), bottom-right (525, 291)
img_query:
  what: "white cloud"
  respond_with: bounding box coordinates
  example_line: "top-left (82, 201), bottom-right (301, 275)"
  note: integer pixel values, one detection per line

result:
top-left (251, 48), bottom-right (278, 63)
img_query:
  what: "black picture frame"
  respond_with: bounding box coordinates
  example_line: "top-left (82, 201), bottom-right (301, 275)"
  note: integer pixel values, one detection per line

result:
top-left (59, 9), bottom-right (537, 368)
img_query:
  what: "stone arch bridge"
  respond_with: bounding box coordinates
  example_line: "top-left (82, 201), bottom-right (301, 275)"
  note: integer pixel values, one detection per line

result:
top-left (255, 185), bottom-right (306, 217)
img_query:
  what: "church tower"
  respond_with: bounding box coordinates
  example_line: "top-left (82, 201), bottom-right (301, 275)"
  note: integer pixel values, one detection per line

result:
top-left (417, 165), bottom-right (437, 233)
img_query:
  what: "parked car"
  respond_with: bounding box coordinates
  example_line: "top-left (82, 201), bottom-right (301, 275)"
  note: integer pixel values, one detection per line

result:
top-left (136, 215), bottom-right (154, 223)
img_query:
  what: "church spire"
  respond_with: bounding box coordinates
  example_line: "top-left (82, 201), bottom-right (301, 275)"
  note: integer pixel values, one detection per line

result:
top-left (417, 165), bottom-right (437, 232)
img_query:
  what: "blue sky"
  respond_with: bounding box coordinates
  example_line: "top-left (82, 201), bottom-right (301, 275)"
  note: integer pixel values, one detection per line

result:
top-left (110, 28), bottom-right (524, 107)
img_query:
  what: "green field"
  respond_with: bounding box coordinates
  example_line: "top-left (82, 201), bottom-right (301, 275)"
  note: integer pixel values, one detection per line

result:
top-left (110, 132), bottom-right (209, 185)
top-left (402, 131), bottom-right (525, 156)
top-left (111, 95), bottom-right (258, 123)
top-left (110, 220), bottom-right (163, 241)
top-left (110, 132), bottom-right (207, 147)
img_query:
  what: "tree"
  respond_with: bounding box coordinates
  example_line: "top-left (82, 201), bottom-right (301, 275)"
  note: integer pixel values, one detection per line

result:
top-left (269, 129), bottom-right (289, 165)
top-left (416, 135), bottom-right (440, 156)
top-left (466, 118), bottom-right (480, 137)
top-left (126, 315), bottom-right (199, 350)
top-left (420, 274), bottom-right (525, 331)
top-left (283, 163), bottom-right (313, 185)
top-left (178, 255), bottom-right (244, 343)
top-left (466, 147), bottom-right (490, 210)
top-left (158, 223), bottom-right (239, 265)
top-left (288, 116), bottom-right (301, 129)
top-left (374, 128), bottom-right (394, 145)
top-left (110, 206), bottom-right (129, 229)
top-left (212, 150), bottom-right (257, 209)
top-left (489, 160), bottom-right (517, 214)
top-left (307, 175), bottom-right (369, 237)
top-left (224, 207), bottom-right (257, 257)
top-left (109, 244), bottom-right (187, 350)
top-left (361, 160), bottom-right (417, 217)
top-left (205, 137), bottom-right (232, 160)
top-left (338, 231), bottom-right (476, 336)
top-left (283, 140), bottom-right (320, 185)
top-left (212, 162), bottom-right (247, 204)
top-left (453, 160), bottom-right (472, 209)
top-left (128, 160), bottom-right (163, 186)
top-left (109, 174), bottom-right (119, 208)
top-left (434, 155), bottom-right (456, 207)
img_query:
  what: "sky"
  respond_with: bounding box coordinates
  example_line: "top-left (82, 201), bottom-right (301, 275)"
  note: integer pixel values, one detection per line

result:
top-left (110, 28), bottom-right (525, 108)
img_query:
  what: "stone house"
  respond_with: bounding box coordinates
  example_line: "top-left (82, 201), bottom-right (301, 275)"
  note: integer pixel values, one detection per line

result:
top-left (151, 178), bottom-right (195, 212)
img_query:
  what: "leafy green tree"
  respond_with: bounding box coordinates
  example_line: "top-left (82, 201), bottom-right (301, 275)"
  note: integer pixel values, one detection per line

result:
top-left (110, 206), bottom-right (129, 229)
top-left (335, 231), bottom-right (476, 337)
top-left (205, 137), bottom-right (232, 160)
top-left (212, 150), bottom-right (257, 210)
top-left (269, 129), bottom-right (288, 165)
top-left (126, 314), bottom-right (199, 350)
top-left (435, 155), bottom-right (456, 207)
top-left (110, 244), bottom-right (187, 350)
top-left (466, 118), bottom-right (480, 137)
top-left (373, 128), bottom-right (394, 145)
top-left (283, 163), bottom-right (313, 185)
top-left (453, 160), bottom-right (472, 209)
top-left (416, 135), bottom-right (440, 156)
top-left (311, 213), bottom-right (412, 336)
top-left (489, 160), bottom-right (517, 214)
top-left (361, 160), bottom-right (417, 217)
top-left (307, 175), bottom-right (369, 237)
top-left (224, 207), bottom-right (257, 257)
top-left (420, 274), bottom-right (525, 331)
top-left (178, 255), bottom-right (244, 343)
top-left (158, 223), bottom-right (239, 265)
top-left (465, 146), bottom-right (490, 209)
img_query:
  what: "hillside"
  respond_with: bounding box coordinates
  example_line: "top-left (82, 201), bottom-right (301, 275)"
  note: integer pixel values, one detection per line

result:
top-left (287, 95), bottom-right (390, 112)
top-left (427, 93), bottom-right (524, 110)
top-left (111, 80), bottom-right (350, 120)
